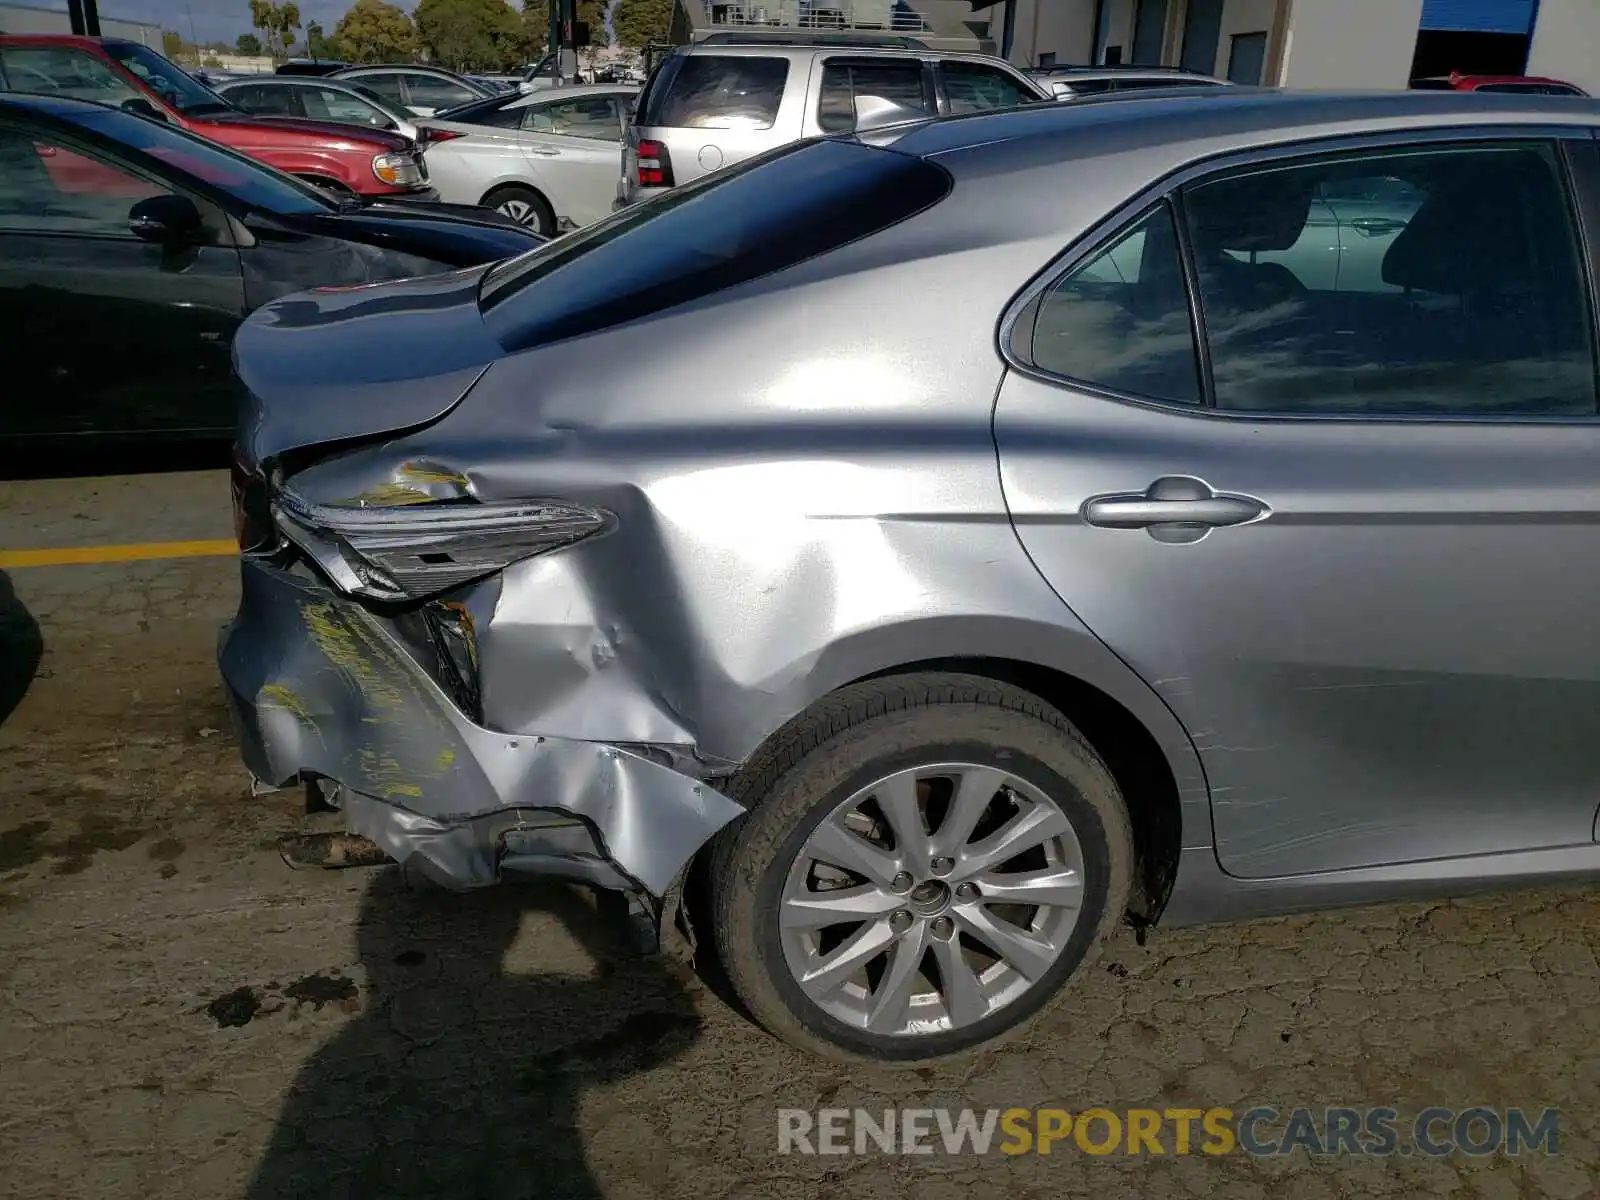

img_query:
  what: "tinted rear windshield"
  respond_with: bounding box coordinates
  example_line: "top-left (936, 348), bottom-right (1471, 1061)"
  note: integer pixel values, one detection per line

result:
top-left (640, 54), bottom-right (789, 129)
top-left (479, 137), bottom-right (950, 350)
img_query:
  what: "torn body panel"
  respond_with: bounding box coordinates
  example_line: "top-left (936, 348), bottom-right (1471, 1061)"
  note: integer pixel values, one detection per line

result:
top-left (219, 558), bottom-right (743, 896)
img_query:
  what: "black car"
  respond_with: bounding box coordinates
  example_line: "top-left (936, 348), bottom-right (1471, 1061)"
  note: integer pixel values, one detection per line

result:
top-left (0, 94), bottom-right (541, 447)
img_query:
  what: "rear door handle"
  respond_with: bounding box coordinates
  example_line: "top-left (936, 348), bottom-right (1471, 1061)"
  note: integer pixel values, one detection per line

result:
top-left (1082, 476), bottom-right (1269, 544)
top-left (1349, 216), bottom-right (1406, 236)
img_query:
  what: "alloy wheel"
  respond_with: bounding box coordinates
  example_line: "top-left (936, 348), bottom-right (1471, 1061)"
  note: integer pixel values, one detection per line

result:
top-left (778, 762), bottom-right (1086, 1037)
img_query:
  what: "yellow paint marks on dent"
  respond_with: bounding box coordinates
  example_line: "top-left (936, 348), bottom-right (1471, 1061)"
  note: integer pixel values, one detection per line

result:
top-left (344, 483), bottom-right (438, 507)
top-left (301, 601), bottom-right (410, 716)
top-left (260, 683), bottom-right (316, 725)
top-left (435, 748), bottom-right (456, 770)
top-left (0, 539), bottom-right (237, 568)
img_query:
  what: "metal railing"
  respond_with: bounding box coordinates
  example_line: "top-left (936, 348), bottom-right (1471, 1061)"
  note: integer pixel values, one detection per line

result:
top-left (705, 1), bottom-right (934, 34)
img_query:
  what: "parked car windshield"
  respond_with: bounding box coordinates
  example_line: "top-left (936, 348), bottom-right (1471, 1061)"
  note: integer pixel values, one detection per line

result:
top-left (103, 41), bottom-right (234, 117)
top-left (70, 103), bottom-right (334, 214)
top-left (480, 137), bottom-right (951, 348)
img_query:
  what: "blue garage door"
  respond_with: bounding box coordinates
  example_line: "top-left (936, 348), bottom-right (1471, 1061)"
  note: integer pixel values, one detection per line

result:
top-left (1420, 0), bottom-right (1536, 34)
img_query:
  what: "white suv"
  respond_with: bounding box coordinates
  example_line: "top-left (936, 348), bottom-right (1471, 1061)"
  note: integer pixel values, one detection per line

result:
top-left (618, 37), bottom-right (1049, 207)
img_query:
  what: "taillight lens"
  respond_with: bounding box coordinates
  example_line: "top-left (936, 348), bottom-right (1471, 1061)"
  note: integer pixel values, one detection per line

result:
top-left (637, 138), bottom-right (673, 188)
top-left (421, 128), bottom-right (465, 145)
top-left (273, 490), bottom-right (612, 601)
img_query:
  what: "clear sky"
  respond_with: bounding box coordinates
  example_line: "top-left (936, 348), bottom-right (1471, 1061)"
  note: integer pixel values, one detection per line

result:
top-left (31, 0), bottom-right (429, 45)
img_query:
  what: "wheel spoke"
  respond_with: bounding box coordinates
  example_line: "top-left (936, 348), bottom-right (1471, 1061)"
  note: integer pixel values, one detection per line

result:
top-left (931, 765), bottom-right (1007, 858)
top-left (950, 804), bottom-right (1070, 882)
top-left (866, 921), bottom-right (928, 1033)
top-left (799, 918), bottom-right (896, 993)
top-left (805, 818), bottom-right (900, 888)
top-left (781, 884), bottom-right (902, 931)
top-left (972, 867), bottom-right (1082, 911)
top-left (954, 906), bottom-right (1058, 981)
top-left (873, 771), bottom-right (929, 875)
top-left (930, 932), bottom-right (988, 1027)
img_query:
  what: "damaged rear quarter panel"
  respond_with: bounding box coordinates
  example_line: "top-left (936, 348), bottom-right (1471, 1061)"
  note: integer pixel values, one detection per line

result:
top-left (280, 218), bottom-right (1208, 835)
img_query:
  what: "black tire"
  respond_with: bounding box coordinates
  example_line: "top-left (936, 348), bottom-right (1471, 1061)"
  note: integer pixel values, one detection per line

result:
top-left (481, 184), bottom-right (555, 235)
top-left (709, 672), bottom-right (1134, 1066)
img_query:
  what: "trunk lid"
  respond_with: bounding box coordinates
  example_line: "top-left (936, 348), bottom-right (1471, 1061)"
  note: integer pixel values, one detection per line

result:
top-left (232, 265), bottom-right (504, 467)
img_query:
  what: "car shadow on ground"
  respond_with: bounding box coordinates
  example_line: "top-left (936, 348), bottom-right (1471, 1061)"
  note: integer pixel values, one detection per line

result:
top-left (247, 870), bottom-right (703, 1200)
top-left (0, 569), bottom-right (43, 728)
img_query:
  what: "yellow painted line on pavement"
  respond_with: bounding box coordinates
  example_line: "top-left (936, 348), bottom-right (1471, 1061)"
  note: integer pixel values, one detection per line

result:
top-left (0, 539), bottom-right (238, 568)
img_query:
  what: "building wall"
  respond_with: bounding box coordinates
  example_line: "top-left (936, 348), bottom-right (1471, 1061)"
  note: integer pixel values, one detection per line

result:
top-left (1010, 0), bottom-right (1097, 66)
top-left (1277, 0), bottom-right (1424, 88)
top-left (1213, 0), bottom-right (1277, 76)
top-left (0, 3), bottom-right (161, 45)
top-left (1526, 0), bottom-right (1600, 94)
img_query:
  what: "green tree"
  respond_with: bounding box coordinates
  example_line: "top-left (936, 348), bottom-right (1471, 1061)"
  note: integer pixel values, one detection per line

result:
top-left (333, 0), bottom-right (419, 63)
top-left (160, 30), bottom-right (185, 60)
top-left (249, 0), bottom-right (303, 59)
top-left (235, 32), bottom-right (264, 55)
top-left (306, 20), bottom-right (339, 58)
top-left (519, 0), bottom-right (548, 60)
top-left (415, 0), bottom-right (524, 71)
top-left (612, 0), bottom-right (672, 50)
top-left (576, 0), bottom-right (608, 47)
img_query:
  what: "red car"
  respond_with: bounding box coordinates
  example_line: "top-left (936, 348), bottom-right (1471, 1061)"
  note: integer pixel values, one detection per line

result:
top-left (1411, 71), bottom-right (1588, 96)
top-left (0, 35), bottom-right (431, 199)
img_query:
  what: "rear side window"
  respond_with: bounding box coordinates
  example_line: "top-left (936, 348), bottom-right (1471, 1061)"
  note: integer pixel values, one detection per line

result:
top-left (642, 55), bottom-right (788, 130)
top-left (348, 72), bottom-right (405, 107)
top-left (481, 138), bottom-right (950, 350)
top-left (941, 62), bottom-right (1037, 114)
top-left (0, 47), bottom-right (141, 105)
top-left (1030, 204), bottom-right (1203, 406)
top-left (817, 57), bottom-right (929, 133)
top-left (228, 83), bottom-right (298, 116)
top-left (1183, 141), bottom-right (1597, 416)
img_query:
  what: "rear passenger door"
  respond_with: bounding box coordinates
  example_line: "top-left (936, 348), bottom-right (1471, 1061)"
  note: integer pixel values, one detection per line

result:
top-left (995, 130), bottom-right (1600, 878)
top-left (808, 56), bottom-right (934, 135)
top-left (519, 93), bottom-right (628, 227)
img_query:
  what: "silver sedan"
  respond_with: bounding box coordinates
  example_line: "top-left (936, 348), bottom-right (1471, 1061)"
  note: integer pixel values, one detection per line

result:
top-left (221, 89), bottom-right (1600, 1063)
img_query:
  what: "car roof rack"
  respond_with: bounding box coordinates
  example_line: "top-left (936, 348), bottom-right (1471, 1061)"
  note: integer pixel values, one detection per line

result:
top-left (695, 30), bottom-right (930, 50)
top-left (1031, 62), bottom-right (1209, 75)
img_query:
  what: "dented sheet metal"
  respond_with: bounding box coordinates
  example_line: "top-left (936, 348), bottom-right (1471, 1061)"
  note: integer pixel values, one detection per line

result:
top-left (219, 559), bottom-right (744, 896)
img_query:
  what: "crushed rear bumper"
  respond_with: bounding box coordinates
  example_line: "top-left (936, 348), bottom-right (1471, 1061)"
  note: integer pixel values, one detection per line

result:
top-left (218, 558), bottom-right (743, 897)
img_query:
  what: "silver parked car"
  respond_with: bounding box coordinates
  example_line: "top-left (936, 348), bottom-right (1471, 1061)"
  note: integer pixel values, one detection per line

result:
top-left (223, 89), bottom-right (1600, 1064)
top-left (417, 83), bottom-right (638, 231)
top-left (618, 37), bottom-right (1049, 205)
top-left (332, 65), bottom-right (492, 117)
top-left (215, 75), bottom-right (422, 141)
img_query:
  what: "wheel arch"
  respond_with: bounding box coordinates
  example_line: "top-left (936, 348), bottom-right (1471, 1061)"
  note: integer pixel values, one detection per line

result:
top-left (479, 178), bottom-right (553, 212)
top-left (847, 656), bottom-right (1188, 925)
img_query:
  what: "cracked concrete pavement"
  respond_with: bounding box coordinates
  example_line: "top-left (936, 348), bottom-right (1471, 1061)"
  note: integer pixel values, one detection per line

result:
top-left (1, 470), bottom-right (1598, 1199)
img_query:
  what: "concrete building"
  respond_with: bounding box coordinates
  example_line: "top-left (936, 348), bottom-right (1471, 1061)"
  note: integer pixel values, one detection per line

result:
top-left (0, 1), bottom-right (160, 46)
top-left (971, 0), bottom-right (1600, 94)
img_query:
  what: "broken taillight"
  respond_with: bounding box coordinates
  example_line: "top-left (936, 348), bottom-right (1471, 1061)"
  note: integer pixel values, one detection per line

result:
top-left (420, 128), bottom-right (465, 145)
top-left (636, 138), bottom-right (673, 188)
top-left (272, 490), bottom-right (612, 602)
